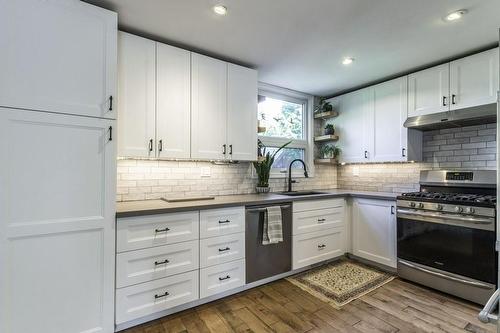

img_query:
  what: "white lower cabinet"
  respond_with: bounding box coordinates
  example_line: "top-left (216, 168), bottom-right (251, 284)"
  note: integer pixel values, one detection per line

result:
top-left (116, 240), bottom-right (199, 288)
top-left (200, 259), bottom-right (246, 298)
top-left (116, 270), bottom-right (199, 324)
top-left (116, 211), bottom-right (199, 252)
top-left (200, 233), bottom-right (245, 268)
top-left (293, 228), bottom-right (345, 269)
top-left (352, 198), bottom-right (397, 268)
top-left (292, 199), bottom-right (346, 270)
top-left (116, 206), bottom-right (246, 327)
top-left (200, 206), bottom-right (245, 238)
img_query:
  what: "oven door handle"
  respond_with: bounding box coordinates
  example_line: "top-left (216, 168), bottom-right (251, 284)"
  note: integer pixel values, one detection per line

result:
top-left (479, 288), bottom-right (500, 323)
top-left (396, 208), bottom-right (494, 224)
top-left (398, 260), bottom-right (494, 289)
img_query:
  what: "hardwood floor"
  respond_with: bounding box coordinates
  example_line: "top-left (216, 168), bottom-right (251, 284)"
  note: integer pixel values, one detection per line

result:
top-left (121, 278), bottom-right (495, 333)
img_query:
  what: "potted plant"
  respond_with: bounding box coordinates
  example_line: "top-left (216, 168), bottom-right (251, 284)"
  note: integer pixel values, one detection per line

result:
top-left (319, 144), bottom-right (341, 159)
top-left (324, 124), bottom-right (335, 135)
top-left (253, 140), bottom-right (291, 193)
top-left (314, 98), bottom-right (333, 114)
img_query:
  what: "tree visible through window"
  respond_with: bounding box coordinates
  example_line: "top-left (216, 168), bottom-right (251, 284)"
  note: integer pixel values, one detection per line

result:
top-left (258, 93), bottom-right (308, 174)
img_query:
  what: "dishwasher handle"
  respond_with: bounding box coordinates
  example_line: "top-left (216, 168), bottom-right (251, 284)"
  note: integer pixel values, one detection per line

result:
top-left (246, 205), bottom-right (291, 213)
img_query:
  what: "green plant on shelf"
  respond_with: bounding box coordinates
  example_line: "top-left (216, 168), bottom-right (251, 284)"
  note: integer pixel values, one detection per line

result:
top-left (324, 123), bottom-right (335, 135)
top-left (319, 144), bottom-right (341, 159)
top-left (314, 98), bottom-right (333, 114)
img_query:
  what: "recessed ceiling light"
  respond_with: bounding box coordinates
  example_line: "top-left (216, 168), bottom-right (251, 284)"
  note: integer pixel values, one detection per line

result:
top-left (213, 4), bottom-right (228, 15)
top-left (445, 9), bottom-right (467, 21)
top-left (342, 57), bottom-right (354, 65)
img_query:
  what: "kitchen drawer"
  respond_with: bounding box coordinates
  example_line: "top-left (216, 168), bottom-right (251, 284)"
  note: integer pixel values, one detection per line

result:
top-left (200, 233), bottom-right (245, 268)
top-left (115, 270), bottom-right (199, 324)
top-left (117, 211), bottom-right (199, 252)
top-left (116, 240), bottom-right (199, 288)
top-left (292, 227), bottom-right (345, 270)
top-left (293, 198), bottom-right (344, 213)
top-left (293, 207), bottom-right (344, 235)
top-left (200, 207), bottom-right (245, 239)
top-left (200, 259), bottom-right (245, 298)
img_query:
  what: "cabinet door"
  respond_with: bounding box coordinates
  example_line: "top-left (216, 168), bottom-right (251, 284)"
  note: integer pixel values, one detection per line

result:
top-left (450, 48), bottom-right (499, 110)
top-left (0, 109), bottom-right (116, 333)
top-left (191, 54), bottom-right (227, 160)
top-left (117, 32), bottom-right (156, 158)
top-left (352, 199), bottom-right (396, 268)
top-left (370, 77), bottom-right (408, 162)
top-left (0, 0), bottom-right (117, 119)
top-left (336, 89), bottom-right (371, 163)
top-left (408, 64), bottom-right (450, 117)
top-left (156, 43), bottom-right (191, 159)
top-left (227, 64), bottom-right (258, 161)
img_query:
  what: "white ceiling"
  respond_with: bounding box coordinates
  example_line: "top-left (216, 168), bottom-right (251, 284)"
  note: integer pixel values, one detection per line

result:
top-left (85, 0), bottom-right (500, 97)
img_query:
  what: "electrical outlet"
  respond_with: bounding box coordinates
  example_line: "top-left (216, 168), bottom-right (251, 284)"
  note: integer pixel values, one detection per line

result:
top-left (352, 166), bottom-right (360, 176)
top-left (201, 167), bottom-right (211, 177)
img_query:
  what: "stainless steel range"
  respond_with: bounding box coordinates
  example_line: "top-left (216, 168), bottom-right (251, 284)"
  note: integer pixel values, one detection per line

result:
top-left (397, 170), bottom-right (497, 305)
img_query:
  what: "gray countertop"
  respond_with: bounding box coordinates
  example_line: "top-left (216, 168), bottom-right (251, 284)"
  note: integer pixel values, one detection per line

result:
top-left (116, 189), bottom-right (398, 218)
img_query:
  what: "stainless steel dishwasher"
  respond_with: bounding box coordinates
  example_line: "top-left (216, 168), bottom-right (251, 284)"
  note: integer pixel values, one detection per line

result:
top-left (245, 203), bottom-right (292, 283)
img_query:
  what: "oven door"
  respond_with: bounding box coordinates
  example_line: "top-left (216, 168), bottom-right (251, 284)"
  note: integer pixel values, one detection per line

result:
top-left (397, 208), bottom-right (497, 284)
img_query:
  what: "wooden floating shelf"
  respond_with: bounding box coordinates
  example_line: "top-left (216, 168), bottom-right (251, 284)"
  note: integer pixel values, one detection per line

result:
top-left (314, 158), bottom-right (338, 164)
top-left (314, 134), bottom-right (339, 142)
top-left (314, 110), bottom-right (339, 119)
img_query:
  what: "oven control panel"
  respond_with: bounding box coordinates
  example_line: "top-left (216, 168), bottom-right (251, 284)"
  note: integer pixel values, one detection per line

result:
top-left (396, 200), bottom-right (495, 218)
top-left (445, 172), bottom-right (473, 181)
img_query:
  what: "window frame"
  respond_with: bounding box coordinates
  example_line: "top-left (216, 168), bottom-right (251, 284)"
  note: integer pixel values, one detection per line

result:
top-left (257, 82), bottom-right (315, 178)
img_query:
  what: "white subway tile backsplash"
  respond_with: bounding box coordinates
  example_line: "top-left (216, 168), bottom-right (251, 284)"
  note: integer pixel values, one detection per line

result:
top-left (116, 124), bottom-right (496, 201)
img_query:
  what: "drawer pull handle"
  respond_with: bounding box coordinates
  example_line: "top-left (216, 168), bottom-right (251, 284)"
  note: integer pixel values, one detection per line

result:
top-left (154, 291), bottom-right (169, 299)
top-left (218, 220), bottom-right (230, 224)
top-left (219, 275), bottom-right (231, 281)
top-left (218, 247), bottom-right (230, 252)
top-left (154, 259), bottom-right (170, 266)
top-left (318, 244), bottom-right (326, 249)
top-left (317, 218), bottom-right (326, 223)
top-left (155, 227), bottom-right (170, 233)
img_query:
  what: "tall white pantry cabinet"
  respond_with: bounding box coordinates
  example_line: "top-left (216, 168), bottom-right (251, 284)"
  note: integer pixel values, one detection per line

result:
top-left (0, 1), bottom-right (117, 333)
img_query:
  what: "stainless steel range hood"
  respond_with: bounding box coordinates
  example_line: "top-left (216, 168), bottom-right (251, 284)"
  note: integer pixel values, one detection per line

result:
top-left (404, 103), bottom-right (497, 130)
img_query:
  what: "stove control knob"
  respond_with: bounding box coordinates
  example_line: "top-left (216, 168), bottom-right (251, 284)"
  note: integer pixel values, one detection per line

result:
top-left (418, 203), bottom-right (424, 209)
top-left (455, 206), bottom-right (464, 213)
top-left (409, 202), bottom-right (416, 208)
top-left (466, 207), bottom-right (475, 214)
top-left (436, 204), bottom-right (443, 211)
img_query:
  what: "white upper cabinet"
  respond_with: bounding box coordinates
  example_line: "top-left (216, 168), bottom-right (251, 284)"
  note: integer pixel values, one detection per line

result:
top-left (118, 32), bottom-right (156, 158)
top-left (227, 64), bottom-right (258, 161)
top-left (335, 89), bottom-right (370, 163)
top-left (370, 77), bottom-right (415, 162)
top-left (450, 48), bottom-right (499, 110)
top-left (156, 43), bottom-right (191, 159)
top-left (408, 63), bottom-right (450, 117)
top-left (191, 54), bottom-right (228, 160)
top-left (0, 109), bottom-right (116, 333)
top-left (352, 199), bottom-right (397, 268)
top-left (0, 0), bottom-right (117, 119)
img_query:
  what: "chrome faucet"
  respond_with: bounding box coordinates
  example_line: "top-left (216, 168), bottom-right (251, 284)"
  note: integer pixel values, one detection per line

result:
top-left (287, 159), bottom-right (309, 192)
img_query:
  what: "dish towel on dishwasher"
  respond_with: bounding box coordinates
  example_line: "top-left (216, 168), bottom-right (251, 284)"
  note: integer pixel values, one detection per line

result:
top-left (262, 206), bottom-right (283, 245)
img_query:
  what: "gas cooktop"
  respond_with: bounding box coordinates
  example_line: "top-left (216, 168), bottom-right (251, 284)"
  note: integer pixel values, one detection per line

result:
top-left (399, 192), bottom-right (496, 206)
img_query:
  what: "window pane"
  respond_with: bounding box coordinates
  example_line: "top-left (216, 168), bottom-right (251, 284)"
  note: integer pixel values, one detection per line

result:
top-left (266, 147), bottom-right (305, 169)
top-left (258, 96), bottom-right (304, 139)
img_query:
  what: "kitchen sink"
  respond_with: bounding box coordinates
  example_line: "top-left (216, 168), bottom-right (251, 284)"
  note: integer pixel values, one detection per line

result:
top-left (279, 191), bottom-right (326, 196)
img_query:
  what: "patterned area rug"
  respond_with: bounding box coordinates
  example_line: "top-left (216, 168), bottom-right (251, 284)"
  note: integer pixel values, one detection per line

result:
top-left (286, 260), bottom-right (395, 308)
